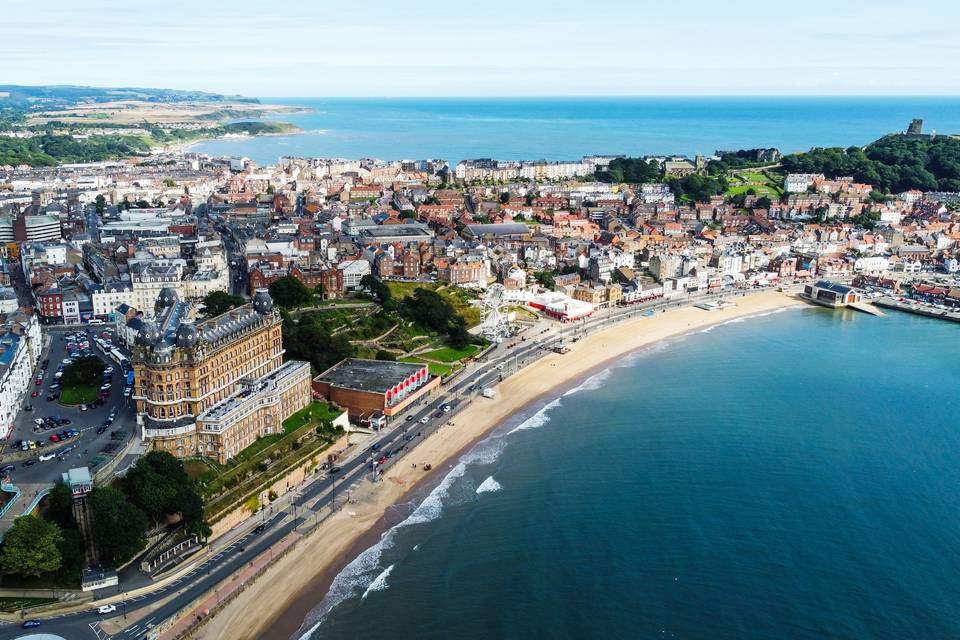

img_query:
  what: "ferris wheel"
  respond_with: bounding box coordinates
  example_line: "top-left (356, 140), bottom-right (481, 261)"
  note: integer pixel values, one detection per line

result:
top-left (480, 284), bottom-right (509, 343)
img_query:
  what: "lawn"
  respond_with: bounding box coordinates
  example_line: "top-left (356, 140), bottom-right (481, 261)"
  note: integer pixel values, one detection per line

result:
top-left (725, 169), bottom-right (784, 199)
top-left (421, 344), bottom-right (480, 362)
top-left (401, 356), bottom-right (454, 377)
top-left (59, 356), bottom-right (104, 405)
top-left (59, 384), bottom-right (99, 405)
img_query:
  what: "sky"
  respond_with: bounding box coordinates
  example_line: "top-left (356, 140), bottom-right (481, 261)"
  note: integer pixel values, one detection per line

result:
top-left (2, 0), bottom-right (959, 97)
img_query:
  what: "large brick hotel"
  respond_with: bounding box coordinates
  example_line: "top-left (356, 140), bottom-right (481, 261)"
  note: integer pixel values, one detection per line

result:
top-left (131, 288), bottom-right (311, 463)
top-left (312, 358), bottom-right (440, 422)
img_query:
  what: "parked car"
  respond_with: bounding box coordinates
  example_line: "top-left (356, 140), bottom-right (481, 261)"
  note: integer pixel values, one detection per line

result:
top-left (22, 459), bottom-right (37, 467)
top-left (31, 390), bottom-right (39, 398)
top-left (50, 434), bottom-right (60, 443)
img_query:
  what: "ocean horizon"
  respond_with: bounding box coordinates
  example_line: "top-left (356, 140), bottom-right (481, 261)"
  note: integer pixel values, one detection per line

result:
top-left (287, 306), bottom-right (960, 640)
top-left (191, 96), bottom-right (960, 165)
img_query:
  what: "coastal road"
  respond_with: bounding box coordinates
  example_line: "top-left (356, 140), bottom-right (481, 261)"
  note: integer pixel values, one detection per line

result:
top-left (0, 287), bottom-right (776, 639)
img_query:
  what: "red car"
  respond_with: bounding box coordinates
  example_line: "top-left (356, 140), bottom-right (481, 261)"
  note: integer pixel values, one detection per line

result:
top-left (377, 455), bottom-right (388, 465)
top-left (49, 434), bottom-right (60, 443)
top-left (34, 378), bottom-right (42, 386)
top-left (31, 391), bottom-right (39, 398)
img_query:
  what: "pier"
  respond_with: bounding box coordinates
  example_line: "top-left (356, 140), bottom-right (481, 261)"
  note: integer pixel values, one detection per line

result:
top-left (874, 297), bottom-right (960, 323)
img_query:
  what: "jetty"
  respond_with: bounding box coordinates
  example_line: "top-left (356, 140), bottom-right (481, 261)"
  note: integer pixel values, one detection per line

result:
top-left (874, 297), bottom-right (960, 323)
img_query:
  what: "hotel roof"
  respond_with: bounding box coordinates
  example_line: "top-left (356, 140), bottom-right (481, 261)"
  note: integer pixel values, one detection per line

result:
top-left (315, 358), bottom-right (426, 394)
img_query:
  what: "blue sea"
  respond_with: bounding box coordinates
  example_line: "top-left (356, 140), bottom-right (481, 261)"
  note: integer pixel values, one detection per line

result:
top-left (289, 307), bottom-right (960, 640)
top-left (191, 96), bottom-right (960, 165)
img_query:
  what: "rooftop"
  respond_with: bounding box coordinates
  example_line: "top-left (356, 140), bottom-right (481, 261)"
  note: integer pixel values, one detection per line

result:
top-left (315, 358), bottom-right (426, 394)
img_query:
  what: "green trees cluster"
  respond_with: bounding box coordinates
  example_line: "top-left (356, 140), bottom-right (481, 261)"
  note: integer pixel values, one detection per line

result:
top-left (0, 516), bottom-right (63, 578)
top-left (0, 133), bottom-right (150, 166)
top-left (666, 174), bottom-right (728, 203)
top-left (360, 274), bottom-right (393, 307)
top-left (199, 290), bottom-right (246, 318)
top-left (121, 452), bottom-right (208, 538)
top-left (596, 158), bottom-right (662, 183)
top-left (62, 356), bottom-right (104, 388)
top-left (283, 314), bottom-right (356, 372)
top-left (269, 276), bottom-right (314, 309)
top-left (780, 134), bottom-right (960, 193)
top-left (707, 149), bottom-right (779, 173)
top-left (83, 452), bottom-right (209, 567)
top-left (399, 288), bottom-right (471, 349)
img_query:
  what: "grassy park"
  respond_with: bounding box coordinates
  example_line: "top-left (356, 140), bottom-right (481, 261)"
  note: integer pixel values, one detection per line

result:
top-left (58, 356), bottom-right (104, 405)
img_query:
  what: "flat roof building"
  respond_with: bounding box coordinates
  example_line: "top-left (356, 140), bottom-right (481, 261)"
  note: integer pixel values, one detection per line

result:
top-left (313, 358), bottom-right (440, 420)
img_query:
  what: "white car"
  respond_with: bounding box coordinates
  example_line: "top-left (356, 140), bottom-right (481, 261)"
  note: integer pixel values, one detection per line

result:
top-left (96, 604), bottom-right (117, 614)
top-left (419, 416), bottom-right (429, 424)
top-left (34, 418), bottom-right (44, 426)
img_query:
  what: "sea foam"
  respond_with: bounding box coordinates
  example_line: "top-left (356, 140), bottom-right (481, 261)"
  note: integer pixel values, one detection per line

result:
top-left (361, 564), bottom-right (394, 600)
top-left (476, 476), bottom-right (503, 494)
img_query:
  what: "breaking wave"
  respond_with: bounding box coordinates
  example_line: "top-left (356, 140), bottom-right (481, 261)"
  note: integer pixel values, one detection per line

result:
top-left (476, 476), bottom-right (503, 494)
top-left (508, 398), bottom-right (561, 434)
top-left (361, 564), bottom-right (394, 600)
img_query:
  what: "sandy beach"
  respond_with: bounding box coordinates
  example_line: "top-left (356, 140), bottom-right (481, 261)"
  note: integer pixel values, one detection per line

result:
top-left (196, 290), bottom-right (800, 640)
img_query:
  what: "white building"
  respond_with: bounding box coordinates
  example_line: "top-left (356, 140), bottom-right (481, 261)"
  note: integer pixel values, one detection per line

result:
top-left (339, 260), bottom-right (372, 290)
top-left (854, 256), bottom-right (890, 274)
top-left (0, 316), bottom-right (42, 438)
top-left (92, 283), bottom-right (136, 317)
top-left (785, 173), bottom-right (824, 193)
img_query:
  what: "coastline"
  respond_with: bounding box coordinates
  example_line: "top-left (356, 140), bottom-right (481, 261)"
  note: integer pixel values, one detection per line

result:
top-left (196, 290), bottom-right (802, 640)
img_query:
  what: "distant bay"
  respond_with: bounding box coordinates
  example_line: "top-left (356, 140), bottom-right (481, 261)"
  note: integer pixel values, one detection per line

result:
top-left (190, 96), bottom-right (960, 165)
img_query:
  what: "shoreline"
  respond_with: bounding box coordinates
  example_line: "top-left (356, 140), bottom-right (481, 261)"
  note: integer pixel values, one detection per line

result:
top-left (197, 290), bottom-right (802, 640)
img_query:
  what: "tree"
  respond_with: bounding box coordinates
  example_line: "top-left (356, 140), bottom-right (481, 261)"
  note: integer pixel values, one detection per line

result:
top-left (269, 276), bottom-right (313, 309)
top-left (90, 486), bottom-right (149, 567)
top-left (122, 452), bottom-right (207, 533)
top-left (95, 194), bottom-right (106, 215)
top-left (0, 516), bottom-right (62, 578)
top-left (46, 480), bottom-right (76, 530)
top-left (375, 349), bottom-right (396, 361)
top-left (62, 356), bottom-right (104, 388)
top-left (755, 196), bottom-right (773, 210)
top-left (533, 271), bottom-right (555, 289)
top-left (360, 274), bottom-right (392, 306)
top-left (200, 290), bottom-right (246, 318)
top-left (447, 321), bottom-right (472, 349)
top-left (58, 528), bottom-right (85, 576)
